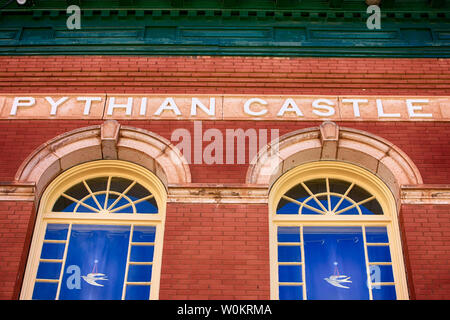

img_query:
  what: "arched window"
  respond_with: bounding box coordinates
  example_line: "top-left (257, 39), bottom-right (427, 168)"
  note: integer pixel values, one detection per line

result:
top-left (20, 160), bottom-right (167, 300)
top-left (269, 161), bottom-right (408, 300)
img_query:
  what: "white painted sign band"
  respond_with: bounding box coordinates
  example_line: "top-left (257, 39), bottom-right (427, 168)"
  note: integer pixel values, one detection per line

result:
top-left (1, 94), bottom-right (449, 121)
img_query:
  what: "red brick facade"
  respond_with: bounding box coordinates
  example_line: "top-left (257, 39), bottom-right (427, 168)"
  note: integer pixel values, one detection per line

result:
top-left (400, 204), bottom-right (450, 300)
top-left (0, 200), bottom-right (35, 300)
top-left (0, 56), bottom-right (449, 300)
top-left (160, 203), bottom-right (270, 300)
top-left (1, 120), bottom-right (450, 184)
top-left (0, 56), bottom-right (449, 96)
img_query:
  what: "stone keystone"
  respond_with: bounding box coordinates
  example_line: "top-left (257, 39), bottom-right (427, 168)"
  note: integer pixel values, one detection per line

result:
top-left (319, 121), bottom-right (339, 160)
top-left (101, 119), bottom-right (120, 160)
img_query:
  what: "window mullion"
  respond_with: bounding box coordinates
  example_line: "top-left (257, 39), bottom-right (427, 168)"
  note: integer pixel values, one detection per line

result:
top-left (331, 182), bottom-right (354, 213)
top-left (300, 225), bottom-right (307, 300)
top-left (55, 223), bottom-right (73, 300)
top-left (326, 178), bottom-right (331, 212)
top-left (82, 180), bottom-right (103, 211)
top-left (107, 181), bottom-right (137, 211)
top-left (300, 182), bottom-right (328, 213)
top-left (121, 224), bottom-right (134, 300)
top-left (104, 176), bottom-right (112, 210)
top-left (334, 195), bottom-right (376, 215)
top-left (362, 225), bottom-right (374, 300)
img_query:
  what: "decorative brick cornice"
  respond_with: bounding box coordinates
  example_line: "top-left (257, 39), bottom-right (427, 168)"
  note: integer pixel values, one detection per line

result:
top-left (168, 184), bottom-right (268, 204)
top-left (0, 182), bottom-right (35, 201)
top-left (401, 184), bottom-right (450, 205)
top-left (4, 182), bottom-right (450, 205)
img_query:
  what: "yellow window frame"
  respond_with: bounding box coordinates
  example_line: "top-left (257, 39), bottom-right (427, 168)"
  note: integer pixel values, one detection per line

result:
top-left (20, 160), bottom-right (167, 300)
top-left (269, 161), bottom-right (409, 300)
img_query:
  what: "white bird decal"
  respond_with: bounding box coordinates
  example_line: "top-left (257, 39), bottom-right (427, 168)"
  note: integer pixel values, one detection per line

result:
top-left (82, 273), bottom-right (108, 287)
top-left (324, 275), bottom-right (352, 289)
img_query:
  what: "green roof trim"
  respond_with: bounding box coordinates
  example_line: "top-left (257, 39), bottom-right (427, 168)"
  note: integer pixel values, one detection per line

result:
top-left (0, 0), bottom-right (449, 57)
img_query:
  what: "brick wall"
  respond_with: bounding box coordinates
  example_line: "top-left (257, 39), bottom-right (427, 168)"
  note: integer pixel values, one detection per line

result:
top-left (0, 55), bottom-right (449, 300)
top-left (0, 56), bottom-right (449, 96)
top-left (0, 201), bottom-right (35, 300)
top-left (1, 120), bottom-right (450, 184)
top-left (400, 204), bottom-right (450, 300)
top-left (160, 203), bottom-right (270, 300)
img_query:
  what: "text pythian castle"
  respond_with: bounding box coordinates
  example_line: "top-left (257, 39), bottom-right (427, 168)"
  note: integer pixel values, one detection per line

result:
top-left (1, 94), bottom-right (449, 121)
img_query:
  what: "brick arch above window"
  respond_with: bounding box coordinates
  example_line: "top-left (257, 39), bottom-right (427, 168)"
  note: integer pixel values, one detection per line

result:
top-left (14, 120), bottom-right (191, 200)
top-left (246, 121), bottom-right (423, 207)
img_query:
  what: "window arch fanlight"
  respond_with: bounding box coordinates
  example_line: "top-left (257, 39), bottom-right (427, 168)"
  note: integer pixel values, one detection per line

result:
top-left (20, 160), bottom-right (167, 300)
top-left (269, 161), bottom-right (408, 300)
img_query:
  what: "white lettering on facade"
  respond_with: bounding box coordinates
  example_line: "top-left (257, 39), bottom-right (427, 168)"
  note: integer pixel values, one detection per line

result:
top-left (4, 95), bottom-right (444, 120)
top-left (244, 98), bottom-right (268, 116)
top-left (406, 99), bottom-right (432, 118)
top-left (107, 97), bottom-right (133, 116)
top-left (341, 98), bottom-right (368, 117)
top-left (10, 97), bottom-right (35, 115)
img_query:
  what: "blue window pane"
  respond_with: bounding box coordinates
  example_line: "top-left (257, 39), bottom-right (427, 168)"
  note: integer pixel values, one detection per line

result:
top-left (40, 243), bottom-right (66, 260)
top-left (360, 205), bottom-right (375, 215)
top-left (279, 285), bottom-right (302, 300)
top-left (127, 265), bottom-right (153, 283)
top-left (132, 226), bottom-right (156, 243)
top-left (105, 195), bottom-right (120, 209)
top-left (329, 195), bottom-right (342, 212)
top-left (338, 208), bottom-right (359, 215)
top-left (62, 202), bottom-right (77, 212)
top-left (125, 285), bottom-right (151, 300)
top-left (133, 198), bottom-right (158, 214)
top-left (127, 183), bottom-right (156, 214)
top-left (104, 195), bottom-right (133, 213)
top-left (278, 245), bottom-right (301, 262)
top-left (372, 285), bottom-right (397, 300)
top-left (111, 197), bottom-right (133, 213)
top-left (130, 245), bottom-right (154, 262)
top-left (303, 226), bottom-right (369, 300)
top-left (333, 198), bottom-right (354, 214)
top-left (279, 265), bottom-right (302, 283)
top-left (277, 227), bottom-right (300, 243)
top-left (59, 224), bottom-right (131, 300)
top-left (365, 227), bottom-right (389, 243)
top-left (276, 199), bottom-right (300, 214)
top-left (32, 282), bottom-right (58, 300)
top-left (76, 196), bottom-right (98, 213)
top-left (336, 198), bottom-right (359, 215)
top-left (302, 198), bottom-right (323, 215)
top-left (369, 265), bottom-right (394, 283)
top-left (53, 196), bottom-right (77, 212)
top-left (367, 245), bottom-right (392, 262)
top-left (44, 224), bottom-right (69, 240)
top-left (37, 262), bottom-right (62, 280)
top-left (92, 194), bottom-right (106, 210)
top-left (360, 199), bottom-right (383, 215)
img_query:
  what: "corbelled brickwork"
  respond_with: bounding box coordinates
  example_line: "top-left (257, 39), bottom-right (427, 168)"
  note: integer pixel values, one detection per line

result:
top-left (0, 56), bottom-right (449, 95)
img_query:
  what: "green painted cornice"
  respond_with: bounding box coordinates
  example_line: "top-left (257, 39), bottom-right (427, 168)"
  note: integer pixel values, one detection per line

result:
top-left (1, 0), bottom-right (448, 12)
top-left (0, 0), bottom-right (449, 57)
